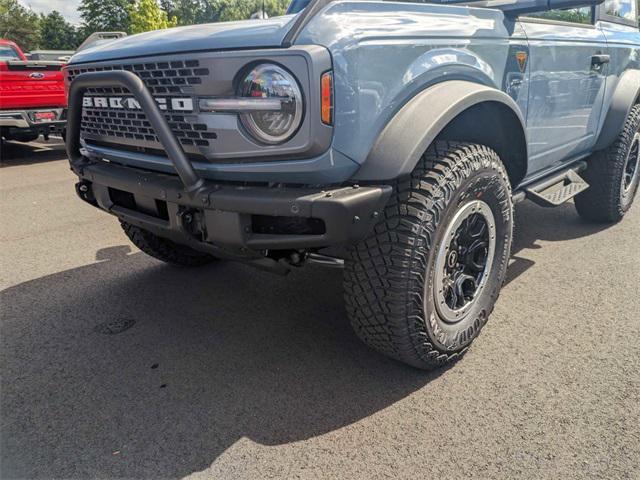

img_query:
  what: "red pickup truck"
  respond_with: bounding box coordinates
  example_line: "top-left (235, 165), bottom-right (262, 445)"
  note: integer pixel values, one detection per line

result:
top-left (0, 39), bottom-right (67, 143)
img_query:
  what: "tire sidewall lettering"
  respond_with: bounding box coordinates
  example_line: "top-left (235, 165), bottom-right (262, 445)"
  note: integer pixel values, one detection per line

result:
top-left (422, 162), bottom-right (512, 352)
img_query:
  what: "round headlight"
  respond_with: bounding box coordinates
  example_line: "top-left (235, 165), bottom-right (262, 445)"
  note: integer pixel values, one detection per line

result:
top-left (238, 64), bottom-right (304, 145)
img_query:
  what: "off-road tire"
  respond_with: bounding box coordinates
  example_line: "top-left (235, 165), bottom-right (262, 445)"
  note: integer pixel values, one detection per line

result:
top-left (344, 142), bottom-right (513, 370)
top-left (575, 104), bottom-right (640, 223)
top-left (12, 132), bottom-right (40, 143)
top-left (121, 221), bottom-right (218, 267)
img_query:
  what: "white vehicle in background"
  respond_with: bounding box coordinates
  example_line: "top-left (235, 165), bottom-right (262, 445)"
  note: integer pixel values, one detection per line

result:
top-left (22, 33), bottom-right (129, 65)
top-left (26, 50), bottom-right (75, 62)
top-left (77, 32), bottom-right (128, 53)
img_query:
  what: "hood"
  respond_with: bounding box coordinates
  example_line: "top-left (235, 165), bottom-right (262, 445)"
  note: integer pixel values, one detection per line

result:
top-left (70, 16), bottom-right (297, 65)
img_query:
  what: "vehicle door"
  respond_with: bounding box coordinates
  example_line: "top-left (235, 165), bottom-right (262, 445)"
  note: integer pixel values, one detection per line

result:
top-left (520, 7), bottom-right (608, 175)
top-left (594, 0), bottom-right (640, 134)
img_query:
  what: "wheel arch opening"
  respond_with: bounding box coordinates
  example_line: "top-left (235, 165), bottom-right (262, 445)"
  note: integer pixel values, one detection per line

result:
top-left (436, 101), bottom-right (528, 188)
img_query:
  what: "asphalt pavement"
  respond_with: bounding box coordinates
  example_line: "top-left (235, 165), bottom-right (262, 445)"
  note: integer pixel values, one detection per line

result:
top-left (1, 140), bottom-right (639, 479)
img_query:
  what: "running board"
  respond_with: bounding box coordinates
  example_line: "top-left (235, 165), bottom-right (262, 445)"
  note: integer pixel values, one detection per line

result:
top-left (524, 162), bottom-right (589, 208)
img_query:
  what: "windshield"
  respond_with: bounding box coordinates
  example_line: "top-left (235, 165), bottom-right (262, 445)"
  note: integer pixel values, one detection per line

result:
top-left (0, 45), bottom-right (21, 61)
top-left (287, 0), bottom-right (473, 14)
top-left (287, 0), bottom-right (312, 14)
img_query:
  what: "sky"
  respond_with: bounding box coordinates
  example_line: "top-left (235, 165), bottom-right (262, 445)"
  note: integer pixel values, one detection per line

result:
top-left (18, 0), bottom-right (83, 24)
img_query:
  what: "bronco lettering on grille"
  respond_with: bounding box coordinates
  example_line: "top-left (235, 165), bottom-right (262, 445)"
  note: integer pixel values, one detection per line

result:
top-left (82, 96), bottom-right (194, 112)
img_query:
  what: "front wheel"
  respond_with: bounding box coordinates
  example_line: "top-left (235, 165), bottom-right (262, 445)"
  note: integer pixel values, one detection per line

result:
top-left (121, 221), bottom-right (218, 267)
top-left (344, 142), bottom-right (513, 370)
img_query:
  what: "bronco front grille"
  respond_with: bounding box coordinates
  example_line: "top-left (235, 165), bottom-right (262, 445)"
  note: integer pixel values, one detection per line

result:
top-left (81, 108), bottom-right (217, 147)
top-left (66, 60), bottom-right (209, 96)
top-left (65, 48), bottom-right (325, 165)
top-left (66, 59), bottom-right (218, 152)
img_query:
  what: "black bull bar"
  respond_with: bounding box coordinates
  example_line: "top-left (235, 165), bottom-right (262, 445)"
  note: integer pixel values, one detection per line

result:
top-left (65, 70), bottom-right (392, 261)
top-left (67, 70), bottom-right (205, 193)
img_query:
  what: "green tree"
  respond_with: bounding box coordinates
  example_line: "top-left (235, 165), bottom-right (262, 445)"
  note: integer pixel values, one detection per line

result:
top-left (210, 0), bottom-right (289, 22)
top-left (159, 0), bottom-right (214, 26)
top-left (161, 0), bottom-right (289, 25)
top-left (129, 0), bottom-right (177, 33)
top-left (0, 0), bottom-right (40, 51)
top-left (79, 0), bottom-right (134, 36)
top-left (39, 11), bottom-right (79, 50)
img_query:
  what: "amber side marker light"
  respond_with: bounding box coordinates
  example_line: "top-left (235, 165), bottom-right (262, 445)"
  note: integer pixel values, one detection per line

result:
top-left (321, 71), bottom-right (333, 126)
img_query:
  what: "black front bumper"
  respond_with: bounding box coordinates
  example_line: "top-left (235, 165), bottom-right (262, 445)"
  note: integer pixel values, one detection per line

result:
top-left (67, 70), bottom-right (390, 256)
top-left (75, 161), bottom-right (390, 255)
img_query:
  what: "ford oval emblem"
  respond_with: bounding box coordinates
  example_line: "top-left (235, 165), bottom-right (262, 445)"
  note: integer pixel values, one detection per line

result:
top-left (29, 72), bottom-right (46, 79)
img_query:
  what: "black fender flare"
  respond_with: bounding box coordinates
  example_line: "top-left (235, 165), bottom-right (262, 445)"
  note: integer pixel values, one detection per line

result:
top-left (355, 80), bottom-right (528, 181)
top-left (594, 69), bottom-right (640, 151)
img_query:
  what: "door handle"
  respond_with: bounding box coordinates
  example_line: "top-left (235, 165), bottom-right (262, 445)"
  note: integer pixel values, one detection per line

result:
top-left (591, 54), bottom-right (610, 66)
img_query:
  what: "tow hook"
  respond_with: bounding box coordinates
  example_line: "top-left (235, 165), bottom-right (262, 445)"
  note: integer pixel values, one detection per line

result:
top-left (177, 208), bottom-right (205, 240)
top-left (75, 181), bottom-right (96, 205)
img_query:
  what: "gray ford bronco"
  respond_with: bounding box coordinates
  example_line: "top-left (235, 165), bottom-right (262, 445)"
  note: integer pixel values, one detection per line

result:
top-left (65, 0), bottom-right (640, 369)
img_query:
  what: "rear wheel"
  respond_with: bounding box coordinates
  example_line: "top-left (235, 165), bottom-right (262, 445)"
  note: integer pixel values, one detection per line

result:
top-left (121, 221), bottom-right (218, 267)
top-left (344, 142), bottom-right (513, 370)
top-left (10, 132), bottom-right (40, 143)
top-left (575, 104), bottom-right (640, 223)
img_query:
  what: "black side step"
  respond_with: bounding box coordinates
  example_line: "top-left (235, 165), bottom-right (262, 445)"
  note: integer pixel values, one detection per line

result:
top-left (524, 162), bottom-right (589, 208)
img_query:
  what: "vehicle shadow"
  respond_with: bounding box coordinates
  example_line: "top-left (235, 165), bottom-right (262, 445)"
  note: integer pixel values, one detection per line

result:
top-left (0, 138), bottom-right (67, 167)
top-left (0, 247), bottom-right (442, 479)
top-left (0, 200), bottom-right (615, 479)
top-left (505, 200), bottom-right (611, 286)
